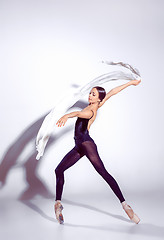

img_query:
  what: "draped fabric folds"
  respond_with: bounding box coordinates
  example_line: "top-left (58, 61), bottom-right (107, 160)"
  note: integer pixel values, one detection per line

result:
top-left (36, 61), bottom-right (141, 160)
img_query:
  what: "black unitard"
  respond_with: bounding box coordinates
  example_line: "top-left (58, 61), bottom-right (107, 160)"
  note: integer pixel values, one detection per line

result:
top-left (55, 110), bottom-right (125, 203)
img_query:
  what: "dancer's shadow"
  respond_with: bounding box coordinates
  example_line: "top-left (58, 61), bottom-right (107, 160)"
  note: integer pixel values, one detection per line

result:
top-left (0, 100), bottom-right (87, 200)
top-left (22, 197), bottom-right (128, 223)
top-left (63, 198), bottom-right (131, 223)
top-left (22, 200), bottom-right (56, 222)
top-left (22, 198), bottom-right (164, 239)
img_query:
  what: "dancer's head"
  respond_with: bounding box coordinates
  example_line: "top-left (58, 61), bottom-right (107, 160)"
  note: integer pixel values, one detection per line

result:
top-left (89, 86), bottom-right (106, 104)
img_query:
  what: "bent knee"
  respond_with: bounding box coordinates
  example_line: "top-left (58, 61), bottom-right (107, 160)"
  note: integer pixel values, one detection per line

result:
top-left (55, 167), bottom-right (59, 175)
top-left (55, 166), bottom-right (63, 176)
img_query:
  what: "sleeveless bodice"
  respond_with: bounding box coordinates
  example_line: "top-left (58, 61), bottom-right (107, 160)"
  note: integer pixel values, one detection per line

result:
top-left (74, 110), bottom-right (94, 141)
top-left (75, 117), bottom-right (90, 137)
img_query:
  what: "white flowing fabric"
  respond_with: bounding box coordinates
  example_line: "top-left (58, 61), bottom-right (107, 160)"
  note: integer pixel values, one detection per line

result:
top-left (36, 61), bottom-right (141, 160)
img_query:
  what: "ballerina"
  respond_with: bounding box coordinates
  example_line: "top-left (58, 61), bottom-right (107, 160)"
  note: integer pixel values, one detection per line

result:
top-left (54, 79), bottom-right (141, 224)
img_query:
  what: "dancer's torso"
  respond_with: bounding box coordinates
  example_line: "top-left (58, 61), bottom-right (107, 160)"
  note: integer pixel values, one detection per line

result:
top-left (74, 110), bottom-right (94, 143)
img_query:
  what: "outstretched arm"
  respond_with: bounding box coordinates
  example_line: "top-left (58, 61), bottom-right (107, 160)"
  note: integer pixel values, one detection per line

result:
top-left (98, 79), bottom-right (141, 108)
top-left (56, 109), bottom-right (93, 127)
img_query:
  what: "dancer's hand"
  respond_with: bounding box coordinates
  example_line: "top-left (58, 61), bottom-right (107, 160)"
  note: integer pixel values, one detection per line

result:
top-left (56, 115), bottom-right (68, 127)
top-left (130, 79), bottom-right (141, 86)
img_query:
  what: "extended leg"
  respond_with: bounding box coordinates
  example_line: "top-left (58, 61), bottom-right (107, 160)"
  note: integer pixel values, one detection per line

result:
top-left (81, 141), bottom-right (125, 203)
top-left (82, 141), bottom-right (140, 224)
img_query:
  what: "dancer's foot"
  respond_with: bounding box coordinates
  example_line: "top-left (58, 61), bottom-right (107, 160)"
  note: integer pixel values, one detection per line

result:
top-left (122, 202), bottom-right (140, 224)
top-left (54, 201), bottom-right (64, 224)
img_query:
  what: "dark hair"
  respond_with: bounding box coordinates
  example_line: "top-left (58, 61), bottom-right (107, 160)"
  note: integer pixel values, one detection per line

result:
top-left (94, 86), bottom-right (106, 102)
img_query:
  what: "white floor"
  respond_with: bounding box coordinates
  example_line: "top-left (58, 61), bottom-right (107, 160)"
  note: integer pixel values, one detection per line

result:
top-left (0, 190), bottom-right (164, 240)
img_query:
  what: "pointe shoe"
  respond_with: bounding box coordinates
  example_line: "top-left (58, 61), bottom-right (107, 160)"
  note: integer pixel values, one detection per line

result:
top-left (123, 204), bottom-right (140, 224)
top-left (54, 201), bottom-right (64, 224)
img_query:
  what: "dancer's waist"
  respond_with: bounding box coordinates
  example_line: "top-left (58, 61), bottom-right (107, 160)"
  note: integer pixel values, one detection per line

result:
top-left (74, 131), bottom-right (94, 143)
top-left (74, 130), bottom-right (89, 139)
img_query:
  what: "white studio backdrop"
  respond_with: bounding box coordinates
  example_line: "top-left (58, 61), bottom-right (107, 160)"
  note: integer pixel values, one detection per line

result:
top-left (0, 0), bottom-right (164, 199)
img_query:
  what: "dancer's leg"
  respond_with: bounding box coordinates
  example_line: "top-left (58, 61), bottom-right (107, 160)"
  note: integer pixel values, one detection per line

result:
top-left (81, 141), bottom-right (125, 203)
top-left (81, 141), bottom-right (140, 223)
top-left (55, 147), bottom-right (84, 201)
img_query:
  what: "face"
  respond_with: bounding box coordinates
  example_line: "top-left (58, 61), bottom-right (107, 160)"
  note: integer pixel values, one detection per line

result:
top-left (88, 88), bottom-right (100, 104)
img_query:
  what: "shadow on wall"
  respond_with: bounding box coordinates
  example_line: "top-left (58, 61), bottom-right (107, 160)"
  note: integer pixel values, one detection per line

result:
top-left (0, 100), bottom-right (88, 200)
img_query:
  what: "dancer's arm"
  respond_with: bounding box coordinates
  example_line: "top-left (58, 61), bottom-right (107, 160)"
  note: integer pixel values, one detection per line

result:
top-left (56, 110), bottom-right (93, 127)
top-left (98, 79), bottom-right (141, 108)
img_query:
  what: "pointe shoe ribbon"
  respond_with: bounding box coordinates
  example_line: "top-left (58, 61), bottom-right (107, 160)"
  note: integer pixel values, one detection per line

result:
top-left (123, 204), bottom-right (140, 224)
